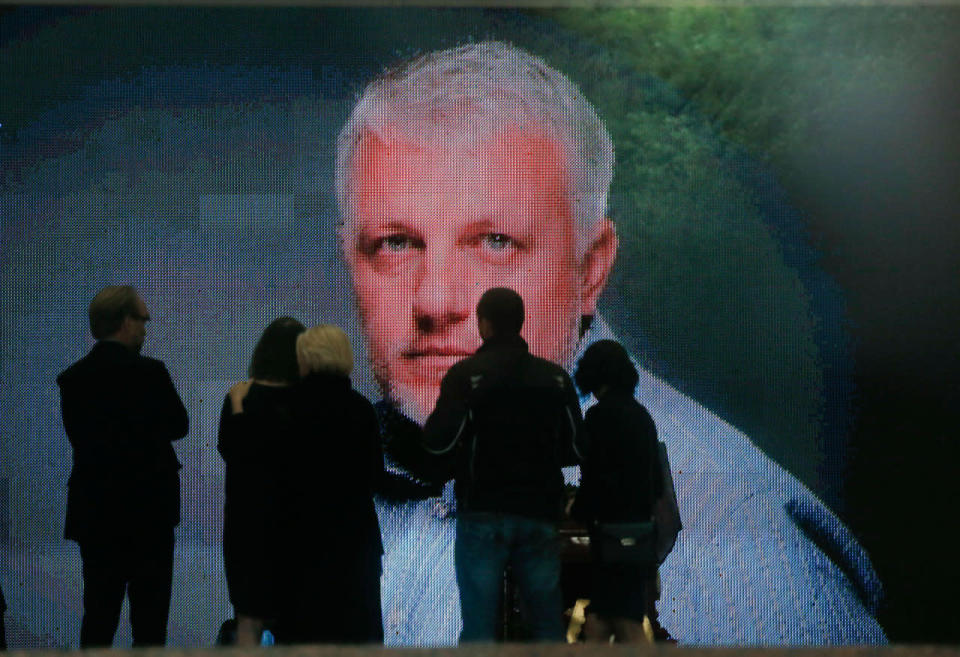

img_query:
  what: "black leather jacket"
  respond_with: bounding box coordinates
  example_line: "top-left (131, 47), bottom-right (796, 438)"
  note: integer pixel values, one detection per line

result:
top-left (422, 334), bottom-right (583, 522)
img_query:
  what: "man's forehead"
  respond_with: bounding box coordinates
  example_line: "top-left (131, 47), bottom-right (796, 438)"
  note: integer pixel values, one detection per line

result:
top-left (354, 122), bottom-right (568, 166)
top-left (351, 126), bottom-right (569, 217)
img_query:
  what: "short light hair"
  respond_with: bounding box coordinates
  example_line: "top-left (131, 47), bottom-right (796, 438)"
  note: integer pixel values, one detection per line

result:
top-left (88, 285), bottom-right (140, 340)
top-left (336, 41), bottom-right (614, 253)
top-left (296, 325), bottom-right (354, 377)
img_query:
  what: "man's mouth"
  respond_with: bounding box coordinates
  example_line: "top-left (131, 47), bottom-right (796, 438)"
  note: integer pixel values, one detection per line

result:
top-left (401, 346), bottom-right (475, 379)
top-left (405, 346), bottom-right (474, 358)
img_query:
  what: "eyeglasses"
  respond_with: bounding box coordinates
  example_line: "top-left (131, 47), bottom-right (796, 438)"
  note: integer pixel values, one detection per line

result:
top-left (130, 313), bottom-right (151, 323)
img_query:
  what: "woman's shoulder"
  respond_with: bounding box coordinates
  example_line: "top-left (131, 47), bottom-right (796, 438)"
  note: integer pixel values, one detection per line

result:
top-left (294, 376), bottom-right (375, 413)
top-left (587, 393), bottom-right (639, 417)
top-left (249, 380), bottom-right (296, 393)
top-left (245, 381), bottom-right (295, 399)
top-left (242, 382), bottom-right (298, 416)
top-left (344, 388), bottom-right (378, 421)
top-left (589, 394), bottom-right (656, 436)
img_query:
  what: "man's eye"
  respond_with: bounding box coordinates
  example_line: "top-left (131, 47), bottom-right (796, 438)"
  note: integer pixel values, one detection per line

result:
top-left (376, 234), bottom-right (415, 252)
top-left (480, 233), bottom-right (516, 251)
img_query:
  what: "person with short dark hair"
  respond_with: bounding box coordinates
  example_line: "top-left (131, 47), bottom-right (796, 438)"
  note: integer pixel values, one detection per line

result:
top-left (474, 287), bottom-right (525, 337)
top-left (571, 340), bottom-right (662, 643)
top-left (217, 316), bottom-right (306, 646)
top-left (422, 288), bottom-right (583, 642)
top-left (571, 340), bottom-right (639, 399)
top-left (57, 285), bottom-right (189, 647)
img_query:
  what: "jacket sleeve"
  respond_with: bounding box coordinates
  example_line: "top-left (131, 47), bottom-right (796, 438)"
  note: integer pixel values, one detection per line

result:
top-left (146, 361), bottom-right (189, 443)
top-left (217, 395), bottom-right (250, 463)
top-left (558, 370), bottom-right (584, 467)
top-left (569, 405), bottom-right (596, 524)
top-left (422, 365), bottom-right (471, 456)
top-left (646, 412), bottom-right (664, 500)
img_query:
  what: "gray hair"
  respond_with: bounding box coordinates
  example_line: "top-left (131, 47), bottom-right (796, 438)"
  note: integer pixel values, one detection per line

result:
top-left (296, 324), bottom-right (354, 377)
top-left (335, 41), bottom-right (614, 252)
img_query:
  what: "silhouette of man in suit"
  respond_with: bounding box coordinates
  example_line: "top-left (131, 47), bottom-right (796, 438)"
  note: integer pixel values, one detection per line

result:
top-left (57, 285), bottom-right (188, 647)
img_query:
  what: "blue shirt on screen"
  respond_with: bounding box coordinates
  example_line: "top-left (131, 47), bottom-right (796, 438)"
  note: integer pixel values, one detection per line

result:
top-left (372, 317), bottom-right (886, 646)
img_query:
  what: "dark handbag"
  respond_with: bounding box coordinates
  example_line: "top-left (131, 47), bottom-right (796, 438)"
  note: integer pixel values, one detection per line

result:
top-left (594, 520), bottom-right (657, 565)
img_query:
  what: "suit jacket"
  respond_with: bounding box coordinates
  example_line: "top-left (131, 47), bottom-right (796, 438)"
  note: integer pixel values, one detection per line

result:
top-left (57, 340), bottom-right (188, 543)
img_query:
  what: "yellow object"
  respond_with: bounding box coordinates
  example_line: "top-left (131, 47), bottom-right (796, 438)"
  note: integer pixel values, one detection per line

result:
top-left (642, 615), bottom-right (655, 643)
top-left (566, 598), bottom-right (590, 643)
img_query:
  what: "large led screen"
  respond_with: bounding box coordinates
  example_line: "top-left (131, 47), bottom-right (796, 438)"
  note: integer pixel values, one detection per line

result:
top-left (1, 6), bottom-right (957, 648)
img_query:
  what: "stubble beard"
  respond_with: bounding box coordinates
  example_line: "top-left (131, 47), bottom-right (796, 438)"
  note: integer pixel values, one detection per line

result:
top-left (373, 365), bottom-right (437, 427)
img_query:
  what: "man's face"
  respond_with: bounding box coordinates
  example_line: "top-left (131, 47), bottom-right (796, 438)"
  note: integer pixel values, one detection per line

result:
top-left (343, 124), bottom-right (614, 423)
top-left (125, 297), bottom-right (149, 353)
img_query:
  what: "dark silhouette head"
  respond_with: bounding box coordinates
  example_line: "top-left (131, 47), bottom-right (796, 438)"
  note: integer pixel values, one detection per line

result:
top-left (248, 316), bottom-right (307, 383)
top-left (88, 285), bottom-right (150, 351)
top-left (476, 287), bottom-right (524, 338)
top-left (89, 285), bottom-right (142, 339)
top-left (574, 339), bottom-right (639, 396)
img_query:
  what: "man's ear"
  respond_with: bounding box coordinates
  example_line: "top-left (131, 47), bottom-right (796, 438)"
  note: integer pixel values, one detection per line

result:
top-left (579, 217), bottom-right (618, 316)
top-left (117, 316), bottom-right (133, 338)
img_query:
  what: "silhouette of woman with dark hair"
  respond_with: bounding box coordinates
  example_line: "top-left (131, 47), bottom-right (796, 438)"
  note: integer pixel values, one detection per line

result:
top-left (572, 340), bottom-right (663, 643)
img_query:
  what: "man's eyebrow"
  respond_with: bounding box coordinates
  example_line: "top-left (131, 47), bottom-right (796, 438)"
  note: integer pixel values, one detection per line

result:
top-left (356, 220), bottom-right (421, 235)
top-left (464, 216), bottom-right (534, 235)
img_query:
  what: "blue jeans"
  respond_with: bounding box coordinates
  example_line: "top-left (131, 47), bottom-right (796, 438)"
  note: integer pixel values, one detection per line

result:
top-left (454, 512), bottom-right (563, 642)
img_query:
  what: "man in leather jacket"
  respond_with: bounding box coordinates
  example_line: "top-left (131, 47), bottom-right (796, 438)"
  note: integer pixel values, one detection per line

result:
top-left (421, 288), bottom-right (583, 642)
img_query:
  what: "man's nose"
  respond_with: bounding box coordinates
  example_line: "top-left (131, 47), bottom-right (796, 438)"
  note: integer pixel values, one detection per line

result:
top-left (412, 243), bottom-right (470, 333)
